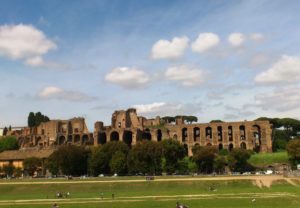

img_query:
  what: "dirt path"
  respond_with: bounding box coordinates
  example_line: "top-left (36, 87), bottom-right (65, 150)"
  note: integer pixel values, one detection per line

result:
top-left (0, 192), bottom-right (296, 206)
top-left (0, 175), bottom-right (290, 185)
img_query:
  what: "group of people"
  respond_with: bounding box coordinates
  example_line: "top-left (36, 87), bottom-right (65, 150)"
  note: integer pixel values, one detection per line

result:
top-left (56, 192), bottom-right (70, 198)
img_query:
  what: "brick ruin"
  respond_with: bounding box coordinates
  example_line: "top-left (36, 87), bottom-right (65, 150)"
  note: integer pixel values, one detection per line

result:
top-left (10, 108), bottom-right (272, 156)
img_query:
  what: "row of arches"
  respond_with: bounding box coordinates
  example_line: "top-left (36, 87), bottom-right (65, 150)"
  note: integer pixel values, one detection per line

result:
top-left (57, 134), bottom-right (90, 145)
top-left (181, 125), bottom-right (261, 143)
top-left (97, 129), bottom-right (163, 146)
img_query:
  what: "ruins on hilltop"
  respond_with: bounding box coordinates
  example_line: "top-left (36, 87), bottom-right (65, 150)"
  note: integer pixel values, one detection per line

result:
top-left (6, 108), bottom-right (273, 156)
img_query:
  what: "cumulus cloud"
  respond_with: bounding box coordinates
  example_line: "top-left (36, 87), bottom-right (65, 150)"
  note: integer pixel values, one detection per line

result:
top-left (165, 65), bottom-right (206, 86)
top-left (228, 33), bottom-right (245, 47)
top-left (191, 33), bottom-right (220, 53)
top-left (249, 33), bottom-right (264, 41)
top-left (151, 36), bottom-right (189, 59)
top-left (105, 67), bottom-right (150, 89)
top-left (254, 86), bottom-right (300, 112)
top-left (255, 55), bottom-right (300, 84)
top-left (38, 86), bottom-right (96, 102)
top-left (133, 101), bottom-right (202, 117)
top-left (0, 24), bottom-right (56, 67)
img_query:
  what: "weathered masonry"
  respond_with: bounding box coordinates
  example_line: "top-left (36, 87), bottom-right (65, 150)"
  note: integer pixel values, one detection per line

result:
top-left (93, 109), bottom-right (272, 156)
top-left (8, 108), bottom-right (272, 156)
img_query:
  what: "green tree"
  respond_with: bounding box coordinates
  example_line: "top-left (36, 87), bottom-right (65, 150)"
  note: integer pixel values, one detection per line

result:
top-left (14, 167), bottom-right (23, 178)
top-left (286, 138), bottom-right (300, 168)
top-left (210, 120), bottom-right (224, 123)
top-left (47, 145), bottom-right (90, 176)
top-left (27, 112), bottom-right (50, 127)
top-left (192, 146), bottom-right (217, 173)
top-left (161, 139), bottom-right (185, 174)
top-left (161, 116), bottom-right (176, 123)
top-left (2, 127), bottom-right (8, 136)
top-left (89, 142), bottom-right (129, 175)
top-left (110, 151), bottom-right (127, 175)
top-left (228, 148), bottom-right (252, 172)
top-left (28, 112), bottom-right (35, 127)
top-left (127, 141), bottom-right (162, 175)
top-left (0, 136), bottom-right (19, 152)
top-left (23, 157), bottom-right (42, 176)
top-left (2, 164), bottom-right (15, 177)
top-left (214, 155), bottom-right (227, 174)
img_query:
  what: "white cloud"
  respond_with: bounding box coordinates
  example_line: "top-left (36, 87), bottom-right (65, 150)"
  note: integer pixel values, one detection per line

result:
top-left (0, 24), bottom-right (56, 66)
top-left (38, 86), bottom-right (96, 102)
top-left (105, 67), bottom-right (150, 88)
top-left (249, 33), bottom-right (264, 41)
top-left (133, 101), bottom-right (202, 117)
top-left (165, 65), bottom-right (206, 86)
top-left (254, 86), bottom-right (300, 112)
top-left (228, 33), bottom-right (245, 47)
top-left (191, 33), bottom-right (220, 53)
top-left (255, 55), bottom-right (300, 84)
top-left (151, 36), bottom-right (189, 59)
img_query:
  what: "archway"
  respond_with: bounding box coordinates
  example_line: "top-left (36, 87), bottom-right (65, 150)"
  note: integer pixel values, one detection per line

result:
top-left (74, 134), bottom-right (80, 143)
top-left (58, 136), bottom-right (66, 145)
top-left (36, 136), bottom-right (42, 145)
top-left (98, 132), bottom-right (107, 145)
top-left (207, 143), bottom-right (212, 146)
top-left (182, 128), bottom-right (188, 142)
top-left (193, 127), bottom-right (200, 142)
top-left (82, 134), bottom-right (89, 144)
top-left (239, 125), bottom-right (246, 140)
top-left (183, 144), bottom-right (188, 156)
top-left (67, 135), bottom-right (73, 143)
top-left (228, 126), bottom-right (233, 142)
top-left (218, 143), bottom-right (223, 150)
top-left (240, 142), bottom-right (246, 149)
top-left (110, 131), bottom-right (119, 141)
top-left (217, 126), bottom-right (222, 141)
top-left (142, 129), bottom-right (151, 141)
top-left (173, 134), bottom-right (178, 140)
top-left (205, 127), bottom-right (212, 139)
top-left (123, 130), bottom-right (132, 147)
top-left (157, 129), bottom-right (162, 142)
top-left (253, 125), bottom-right (261, 153)
top-left (228, 143), bottom-right (233, 151)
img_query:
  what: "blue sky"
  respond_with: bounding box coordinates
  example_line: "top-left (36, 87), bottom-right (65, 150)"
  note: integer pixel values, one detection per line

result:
top-left (0, 0), bottom-right (300, 129)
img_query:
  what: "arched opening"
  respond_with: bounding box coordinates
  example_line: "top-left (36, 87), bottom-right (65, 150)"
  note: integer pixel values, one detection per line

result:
top-left (183, 144), bottom-right (188, 156)
top-left (207, 143), bottom-right (212, 146)
top-left (194, 143), bottom-right (200, 146)
top-left (58, 136), bottom-right (66, 145)
top-left (253, 125), bottom-right (261, 153)
top-left (110, 131), bottom-right (119, 141)
top-left (228, 126), bottom-right (233, 142)
top-left (173, 134), bottom-right (178, 140)
top-left (35, 136), bottom-right (42, 145)
top-left (240, 142), bottom-right (246, 149)
top-left (217, 126), bottom-right (222, 141)
top-left (82, 134), bottom-right (89, 144)
top-left (98, 132), bottom-right (107, 145)
top-left (157, 129), bottom-right (162, 142)
top-left (74, 135), bottom-right (80, 143)
top-left (193, 127), bottom-right (200, 142)
top-left (142, 129), bottom-right (151, 141)
top-left (228, 143), bottom-right (234, 151)
top-left (218, 143), bottom-right (223, 150)
top-left (182, 128), bottom-right (188, 142)
top-left (67, 135), bottom-right (73, 143)
top-left (123, 130), bottom-right (133, 147)
top-left (205, 127), bottom-right (212, 140)
top-left (239, 125), bottom-right (246, 140)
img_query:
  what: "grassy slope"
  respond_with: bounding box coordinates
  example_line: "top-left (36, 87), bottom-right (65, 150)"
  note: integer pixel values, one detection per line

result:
top-left (248, 151), bottom-right (289, 166)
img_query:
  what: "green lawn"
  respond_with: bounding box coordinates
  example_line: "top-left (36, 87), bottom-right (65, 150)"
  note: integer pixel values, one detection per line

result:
top-left (0, 177), bottom-right (299, 207)
top-left (248, 151), bottom-right (289, 166)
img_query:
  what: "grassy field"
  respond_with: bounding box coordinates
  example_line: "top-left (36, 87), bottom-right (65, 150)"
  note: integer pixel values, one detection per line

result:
top-left (0, 176), bottom-right (299, 207)
top-left (248, 151), bottom-right (289, 166)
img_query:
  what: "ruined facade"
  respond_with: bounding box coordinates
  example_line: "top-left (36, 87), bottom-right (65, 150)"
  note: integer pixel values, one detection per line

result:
top-left (94, 109), bottom-right (273, 155)
top-left (14, 118), bottom-right (93, 149)
top-left (9, 108), bottom-right (272, 156)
